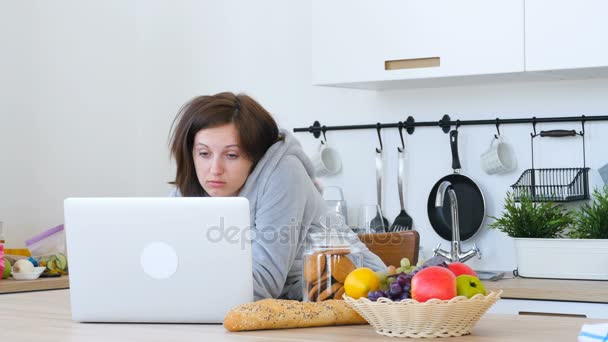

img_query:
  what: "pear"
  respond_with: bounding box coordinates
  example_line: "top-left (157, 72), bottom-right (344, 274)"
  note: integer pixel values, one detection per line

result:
top-left (2, 258), bottom-right (11, 279)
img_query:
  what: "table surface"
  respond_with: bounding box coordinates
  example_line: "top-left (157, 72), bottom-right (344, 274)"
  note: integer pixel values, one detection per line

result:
top-left (1, 289), bottom-right (606, 342)
top-left (484, 276), bottom-right (608, 303)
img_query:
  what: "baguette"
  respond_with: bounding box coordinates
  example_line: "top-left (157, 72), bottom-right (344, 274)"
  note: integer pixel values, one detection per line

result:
top-left (223, 299), bottom-right (367, 332)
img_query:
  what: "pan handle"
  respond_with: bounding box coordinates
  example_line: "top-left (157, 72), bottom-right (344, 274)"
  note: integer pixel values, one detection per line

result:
top-left (539, 129), bottom-right (577, 137)
top-left (450, 130), bottom-right (461, 171)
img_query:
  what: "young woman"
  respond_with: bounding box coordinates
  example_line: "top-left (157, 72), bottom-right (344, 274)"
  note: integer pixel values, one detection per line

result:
top-left (169, 92), bottom-right (385, 300)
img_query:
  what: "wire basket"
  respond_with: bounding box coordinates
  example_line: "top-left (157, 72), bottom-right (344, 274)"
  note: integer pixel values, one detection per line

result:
top-left (511, 128), bottom-right (590, 202)
top-left (512, 167), bottom-right (590, 202)
top-left (343, 291), bottom-right (502, 338)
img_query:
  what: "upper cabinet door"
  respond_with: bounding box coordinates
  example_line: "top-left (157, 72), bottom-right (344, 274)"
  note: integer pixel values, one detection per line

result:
top-left (312, 0), bottom-right (524, 88)
top-left (525, 0), bottom-right (608, 71)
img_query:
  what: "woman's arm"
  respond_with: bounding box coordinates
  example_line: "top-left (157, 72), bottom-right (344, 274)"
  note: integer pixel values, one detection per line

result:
top-left (251, 156), bottom-right (321, 300)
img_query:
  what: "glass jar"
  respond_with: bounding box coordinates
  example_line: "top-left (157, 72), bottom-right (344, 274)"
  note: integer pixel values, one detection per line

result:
top-left (302, 231), bottom-right (363, 301)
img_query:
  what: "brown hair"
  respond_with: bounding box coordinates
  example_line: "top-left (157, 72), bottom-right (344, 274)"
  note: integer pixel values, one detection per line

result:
top-left (169, 92), bottom-right (279, 196)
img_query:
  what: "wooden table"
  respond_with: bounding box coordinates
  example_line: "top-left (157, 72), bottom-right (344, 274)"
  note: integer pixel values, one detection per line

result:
top-left (0, 290), bottom-right (605, 341)
top-left (485, 277), bottom-right (608, 303)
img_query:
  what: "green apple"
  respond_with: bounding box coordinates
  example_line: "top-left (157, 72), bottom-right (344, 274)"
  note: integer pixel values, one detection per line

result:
top-left (456, 274), bottom-right (486, 298)
top-left (2, 258), bottom-right (11, 279)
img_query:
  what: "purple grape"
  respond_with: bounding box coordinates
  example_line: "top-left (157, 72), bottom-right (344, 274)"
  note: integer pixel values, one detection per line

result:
top-left (367, 291), bottom-right (378, 301)
top-left (377, 290), bottom-right (388, 298)
top-left (389, 282), bottom-right (403, 296)
top-left (397, 291), bottom-right (411, 301)
top-left (397, 275), bottom-right (407, 287)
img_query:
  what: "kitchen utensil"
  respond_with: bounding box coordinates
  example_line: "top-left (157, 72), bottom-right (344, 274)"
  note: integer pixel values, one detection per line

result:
top-left (480, 135), bottom-right (516, 175)
top-left (357, 230), bottom-right (419, 266)
top-left (511, 128), bottom-right (590, 202)
top-left (370, 149), bottom-right (389, 233)
top-left (312, 142), bottom-right (342, 177)
top-left (357, 205), bottom-right (385, 234)
top-left (475, 270), bottom-right (505, 281)
top-left (390, 141), bottom-right (413, 232)
top-left (427, 130), bottom-right (486, 241)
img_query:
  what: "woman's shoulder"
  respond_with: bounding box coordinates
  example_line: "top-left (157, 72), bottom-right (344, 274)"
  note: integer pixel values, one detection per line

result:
top-left (270, 155), bottom-right (310, 185)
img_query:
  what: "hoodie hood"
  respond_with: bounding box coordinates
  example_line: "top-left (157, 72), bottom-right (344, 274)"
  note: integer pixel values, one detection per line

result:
top-left (238, 129), bottom-right (319, 199)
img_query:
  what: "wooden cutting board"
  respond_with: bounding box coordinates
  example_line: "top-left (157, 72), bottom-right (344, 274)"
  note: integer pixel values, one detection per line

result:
top-left (358, 230), bottom-right (420, 267)
top-left (0, 276), bottom-right (69, 294)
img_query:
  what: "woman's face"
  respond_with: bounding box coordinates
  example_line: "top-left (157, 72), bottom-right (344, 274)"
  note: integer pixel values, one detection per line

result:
top-left (193, 123), bottom-right (253, 197)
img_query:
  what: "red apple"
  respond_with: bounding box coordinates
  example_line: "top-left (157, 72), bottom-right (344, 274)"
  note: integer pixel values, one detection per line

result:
top-left (411, 266), bottom-right (457, 302)
top-left (447, 262), bottom-right (477, 277)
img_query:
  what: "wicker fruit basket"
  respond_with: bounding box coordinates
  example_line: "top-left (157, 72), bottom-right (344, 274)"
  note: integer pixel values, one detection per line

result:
top-left (343, 290), bottom-right (502, 338)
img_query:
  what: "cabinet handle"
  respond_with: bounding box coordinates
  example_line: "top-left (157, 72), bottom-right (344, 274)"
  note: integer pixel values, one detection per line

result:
top-left (385, 57), bottom-right (440, 70)
top-left (519, 311), bottom-right (587, 318)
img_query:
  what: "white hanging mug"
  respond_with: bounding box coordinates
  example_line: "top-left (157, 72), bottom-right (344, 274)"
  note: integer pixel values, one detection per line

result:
top-left (480, 135), bottom-right (516, 175)
top-left (312, 142), bottom-right (342, 177)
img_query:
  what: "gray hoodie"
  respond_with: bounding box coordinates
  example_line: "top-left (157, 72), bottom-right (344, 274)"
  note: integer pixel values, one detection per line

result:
top-left (171, 129), bottom-right (386, 300)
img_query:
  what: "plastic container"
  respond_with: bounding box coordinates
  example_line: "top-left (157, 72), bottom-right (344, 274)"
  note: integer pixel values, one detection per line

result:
top-left (0, 221), bottom-right (5, 244)
top-left (25, 224), bottom-right (68, 275)
top-left (0, 243), bottom-right (4, 281)
top-left (303, 231), bottom-right (363, 302)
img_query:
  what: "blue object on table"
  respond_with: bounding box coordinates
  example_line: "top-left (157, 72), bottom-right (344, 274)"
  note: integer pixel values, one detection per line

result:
top-left (28, 257), bottom-right (39, 267)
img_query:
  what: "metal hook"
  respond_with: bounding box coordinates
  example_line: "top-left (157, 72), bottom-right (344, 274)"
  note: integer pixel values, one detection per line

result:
top-left (398, 121), bottom-right (405, 152)
top-left (581, 115), bottom-right (586, 136)
top-left (494, 118), bottom-right (501, 139)
top-left (455, 119), bottom-right (461, 131)
top-left (376, 123), bottom-right (383, 153)
top-left (531, 117), bottom-right (537, 137)
top-left (321, 126), bottom-right (327, 145)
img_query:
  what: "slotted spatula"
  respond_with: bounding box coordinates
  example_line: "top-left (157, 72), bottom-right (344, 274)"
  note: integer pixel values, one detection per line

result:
top-left (390, 140), bottom-right (413, 232)
top-left (370, 148), bottom-right (389, 233)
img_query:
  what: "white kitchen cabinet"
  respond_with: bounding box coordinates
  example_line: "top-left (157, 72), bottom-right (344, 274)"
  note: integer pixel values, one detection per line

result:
top-left (312, 0), bottom-right (525, 89)
top-left (488, 299), bottom-right (608, 319)
top-left (525, 0), bottom-right (608, 72)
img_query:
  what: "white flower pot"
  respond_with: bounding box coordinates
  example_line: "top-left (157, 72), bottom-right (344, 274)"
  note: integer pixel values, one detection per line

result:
top-left (514, 238), bottom-right (608, 280)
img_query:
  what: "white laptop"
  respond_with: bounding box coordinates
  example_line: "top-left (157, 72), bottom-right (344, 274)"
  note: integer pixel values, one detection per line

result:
top-left (64, 197), bottom-right (253, 323)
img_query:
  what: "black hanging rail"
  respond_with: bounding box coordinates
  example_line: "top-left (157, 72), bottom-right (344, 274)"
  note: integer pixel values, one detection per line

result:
top-left (293, 114), bottom-right (608, 138)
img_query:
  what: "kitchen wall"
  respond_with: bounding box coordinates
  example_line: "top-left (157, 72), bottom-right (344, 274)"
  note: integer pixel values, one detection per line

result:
top-left (1, 1), bottom-right (607, 271)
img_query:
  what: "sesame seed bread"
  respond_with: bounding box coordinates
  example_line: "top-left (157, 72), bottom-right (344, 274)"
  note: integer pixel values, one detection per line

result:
top-left (223, 299), bottom-right (367, 332)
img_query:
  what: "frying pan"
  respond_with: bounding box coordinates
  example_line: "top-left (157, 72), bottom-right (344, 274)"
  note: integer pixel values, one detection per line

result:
top-left (427, 130), bottom-right (486, 241)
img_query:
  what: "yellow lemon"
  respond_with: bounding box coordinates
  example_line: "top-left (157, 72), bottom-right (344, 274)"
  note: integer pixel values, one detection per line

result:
top-left (344, 267), bottom-right (380, 299)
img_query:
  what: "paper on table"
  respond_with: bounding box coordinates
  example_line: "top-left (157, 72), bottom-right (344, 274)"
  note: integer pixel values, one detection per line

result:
top-left (578, 323), bottom-right (608, 342)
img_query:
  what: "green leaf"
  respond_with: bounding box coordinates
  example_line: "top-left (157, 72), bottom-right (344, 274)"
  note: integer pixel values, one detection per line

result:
top-left (489, 192), bottom-right (572, 238)
top-left (569, 187), bottom-right (608, 239)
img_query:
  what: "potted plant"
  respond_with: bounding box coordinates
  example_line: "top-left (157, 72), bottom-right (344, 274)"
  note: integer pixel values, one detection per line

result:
top-left (489, 190), bottom-right (608, 280)
top-left (568, 187), bottom-right (608, 239)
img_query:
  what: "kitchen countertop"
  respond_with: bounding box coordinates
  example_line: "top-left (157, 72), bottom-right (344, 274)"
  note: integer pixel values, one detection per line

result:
top-left (0, 275), bottom-right (69, 294)
top-left (484, 277), bottom-right (608, 303)
top-left (0, 290), bottom-right (605, 341)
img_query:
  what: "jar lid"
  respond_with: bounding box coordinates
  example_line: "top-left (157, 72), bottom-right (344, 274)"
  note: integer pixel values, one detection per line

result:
top-left (308, 230), bottom-right (361, 253)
